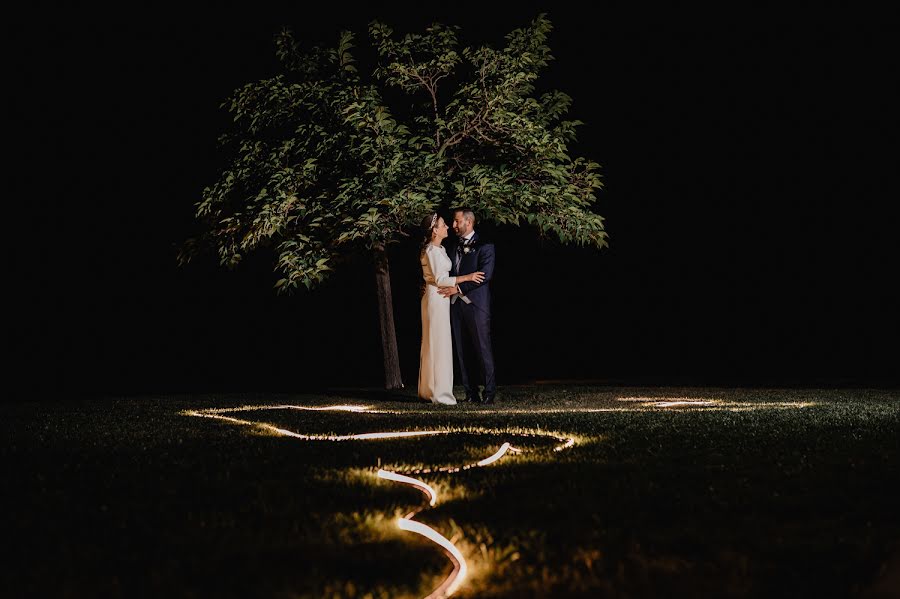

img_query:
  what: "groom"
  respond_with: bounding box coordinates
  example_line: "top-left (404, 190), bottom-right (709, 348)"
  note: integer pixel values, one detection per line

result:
top-left (438, 208), bottom-right (496, 404)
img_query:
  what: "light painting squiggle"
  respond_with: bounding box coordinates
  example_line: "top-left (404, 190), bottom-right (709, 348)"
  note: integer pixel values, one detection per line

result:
top-left (184, 398), bottom-right (813, 596)
top-left (377, 469), bottom-right (438, 507)
top-left (183, 404), bottom-right (574, 598)
top-left (399, 517), bottom-right (468, 599)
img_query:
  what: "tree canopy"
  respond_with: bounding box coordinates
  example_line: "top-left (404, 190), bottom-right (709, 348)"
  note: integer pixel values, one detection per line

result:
top-left (181, 14), bottom-right (607, 292)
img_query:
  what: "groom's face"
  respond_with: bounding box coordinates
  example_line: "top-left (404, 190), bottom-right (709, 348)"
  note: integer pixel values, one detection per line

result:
top-left (452, 211), bottom-right (472, 237)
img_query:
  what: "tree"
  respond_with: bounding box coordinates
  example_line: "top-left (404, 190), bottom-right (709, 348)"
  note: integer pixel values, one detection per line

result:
top-left (180, 15), bottom-right (607, 390)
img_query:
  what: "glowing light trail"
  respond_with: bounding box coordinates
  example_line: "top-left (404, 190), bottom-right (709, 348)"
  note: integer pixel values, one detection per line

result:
top-left (614, 397), bottom-right (816, 411)
top-left (185, 409), bottom-right (448, 442)
top-left (398, 517), bottom-right (468, 599)
top-left (375, 466), bottom-right (467, 597)
top-left (354, 431), bottom-right (444, 440)
top-left (184, 398), bottom-right (812, 596)
top-left (555, 438), bottom-right (576, 452)
top-left (188, 404), bottom-right (374, 413)
top-left (184, 404), bottom-right (576, 598)
top-left (376, 444), bottom-right (514, 598)
top-left (377, 469), bottom-right (437, 506)
top-left (184, 400), bottom-right (816, 420)
top-left (654, 400), bottom-right (718, 408)
top-left (476, 442), bottom-right (511, 466)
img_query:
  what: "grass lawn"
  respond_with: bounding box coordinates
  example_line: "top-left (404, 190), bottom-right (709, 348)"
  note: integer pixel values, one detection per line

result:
top-left (4, 386), bottom-right (899, 598)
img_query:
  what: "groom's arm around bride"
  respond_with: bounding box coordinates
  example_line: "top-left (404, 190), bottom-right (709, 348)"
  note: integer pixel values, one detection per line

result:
top-left (440, 242), bottom-right (495, 306)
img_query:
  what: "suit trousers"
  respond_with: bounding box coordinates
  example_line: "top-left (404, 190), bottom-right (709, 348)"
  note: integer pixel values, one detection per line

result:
top-left (450, 300), bottom-right (496, 395)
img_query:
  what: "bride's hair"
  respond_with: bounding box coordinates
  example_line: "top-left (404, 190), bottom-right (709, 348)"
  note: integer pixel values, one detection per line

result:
top-left (418, 212), bottom-right (439, 298)
top-left (419, 212), bottom-right (439, 256)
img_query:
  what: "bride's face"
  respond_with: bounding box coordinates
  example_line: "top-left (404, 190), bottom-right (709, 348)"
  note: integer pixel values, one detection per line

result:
top-left (433, 217), bottom-right (449, 241)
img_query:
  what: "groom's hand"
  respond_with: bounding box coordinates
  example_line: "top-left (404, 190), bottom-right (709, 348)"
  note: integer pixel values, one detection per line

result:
top-left (438, 286), bottom-right (458, 298)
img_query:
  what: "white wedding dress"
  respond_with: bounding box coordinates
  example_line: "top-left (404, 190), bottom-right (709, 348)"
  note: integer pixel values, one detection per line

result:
top-left (418, 244), bottom-right (457, 404)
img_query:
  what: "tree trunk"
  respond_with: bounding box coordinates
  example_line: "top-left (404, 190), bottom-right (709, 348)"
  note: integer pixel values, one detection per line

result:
top-left (373, 242), bottom-right (404, 390)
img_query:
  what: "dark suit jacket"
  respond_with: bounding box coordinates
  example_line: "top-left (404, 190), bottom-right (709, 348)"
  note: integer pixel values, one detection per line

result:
top-left (448, 232), bottom-right (495, 311)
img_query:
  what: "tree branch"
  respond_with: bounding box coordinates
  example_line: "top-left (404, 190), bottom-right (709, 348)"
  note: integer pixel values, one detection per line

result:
top-left (406, 58), bottom-right (442, 146)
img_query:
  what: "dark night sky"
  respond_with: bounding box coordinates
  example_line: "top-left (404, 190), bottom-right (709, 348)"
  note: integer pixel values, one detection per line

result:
top-left (14, 3), bottom-right (899, 396)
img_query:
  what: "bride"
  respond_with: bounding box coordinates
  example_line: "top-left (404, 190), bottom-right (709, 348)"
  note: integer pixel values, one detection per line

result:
top-left (418, 212), bottom-right (485, 404)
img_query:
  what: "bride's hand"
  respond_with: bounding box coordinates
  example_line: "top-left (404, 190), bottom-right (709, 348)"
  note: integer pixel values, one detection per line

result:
top-left (465, 271), bottom-right (485, 284)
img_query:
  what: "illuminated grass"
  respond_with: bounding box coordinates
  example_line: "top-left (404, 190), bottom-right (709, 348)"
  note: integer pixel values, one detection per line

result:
top-left (3, 386), bottom-right (899, 598)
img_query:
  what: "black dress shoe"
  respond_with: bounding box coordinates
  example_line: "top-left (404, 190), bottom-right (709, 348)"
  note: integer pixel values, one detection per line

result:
top-left (462, 393), bottom-right (478, 403)
top-left (480, 393), bottom-right (495, 405)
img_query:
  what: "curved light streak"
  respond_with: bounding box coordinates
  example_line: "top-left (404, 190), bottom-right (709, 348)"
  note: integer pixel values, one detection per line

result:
top-left (476, 442), bottom-right (510, 466)
top-left (354, 431), bottom-right (445, 440)
top-left (377, 469), bottom-right (437, 507)
top-left (554, 437), bottom-right (576, 452)
top-left (183, 403), bottom-right (581, 598)
top-left (373, 444), bottom-right (517, 596)
top-left (185, 401), bottom-right (815, 419)
top-left (185, 409), bottom-right (447, 442)
top-left (184, 398), bottom-right (811, 595)
top-left (614, 397), bottom-right (816, 411)
top-left (398, 517), bottom-right (468, 599)
top-left (376, 444), bottom-right (512, 598)
top-left (654, 400), bottom-right (718, 408)
top-left (375, 444), bottom-right (524, 597)
top-left (189, 404), bottom-right (374, 414)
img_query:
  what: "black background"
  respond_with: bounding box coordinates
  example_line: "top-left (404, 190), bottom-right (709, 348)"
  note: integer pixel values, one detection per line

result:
top-left (14, 2), bottom-right (899, 397)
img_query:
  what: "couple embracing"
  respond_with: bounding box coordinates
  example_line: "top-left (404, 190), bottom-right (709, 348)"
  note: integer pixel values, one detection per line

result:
top-left (418, 208), bottom-right (496, 406)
